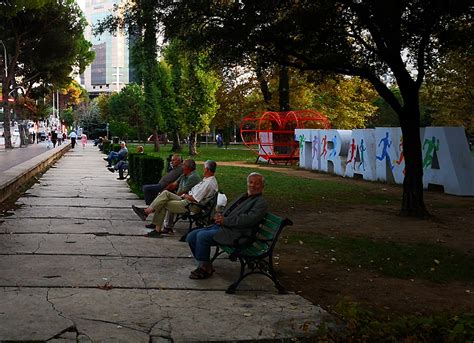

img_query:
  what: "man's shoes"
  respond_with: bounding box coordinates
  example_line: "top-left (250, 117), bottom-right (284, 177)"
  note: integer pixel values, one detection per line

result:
top-left (144, 230), bottom-right (162, 238)
top-left (108, 167), bottom-right (115, 173)
top-left (106, 164), bottom-right (112, 168)
top-left (132, 205), bottom-right (148, 221)
top-left (145, 223), bottom-right (156, 229)
top-left (117, 177), bottom-right (126, 180)
top-left (103, 157), bottom-right (108, 161)
top-left (161, 227), bottom-right (175, 235)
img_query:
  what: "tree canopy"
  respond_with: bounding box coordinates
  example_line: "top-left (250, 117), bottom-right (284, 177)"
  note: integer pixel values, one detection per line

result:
top-left (0, 0), bottom-right (94, 148)
top-left (163, 0), bottom-right (472, 216)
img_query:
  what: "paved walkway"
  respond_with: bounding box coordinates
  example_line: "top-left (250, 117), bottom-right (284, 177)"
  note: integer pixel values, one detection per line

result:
top-left (0, 140), bottom-right (55, 172)
top-left (0, 144), bottom-right (328, 341)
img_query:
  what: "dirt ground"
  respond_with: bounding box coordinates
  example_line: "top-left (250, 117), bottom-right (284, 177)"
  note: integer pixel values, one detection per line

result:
top-left (250, 165), bottom-right (474, 319)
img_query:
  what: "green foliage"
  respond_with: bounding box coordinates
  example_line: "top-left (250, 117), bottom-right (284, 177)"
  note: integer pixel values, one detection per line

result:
top-left (140, 156), bottom-right (164, 186)
top-left (328, 299), bottom-right (474, 341)
top-left (61, 108), bottom-right (75, 128)
top-left (128, 153), bottom-right (144, 183)
top-left (421, 46), bottom-right (474, 136)
top-left (287, 234), bottom-right (474, 283)
top-left (76, 98), bottom-right (107, 139)
top-left (108, 83), bottom-right (146, 140)
top-left (102, 141), bottom-right (111, 154)
top-left (0, 0), bottom-right (94, 148)
top-left (181, 51), bottom-right (221, 134)
top-left (0, 0), bottom-right (94, 89)
top-left (96, 93), bottom-right (111, 122)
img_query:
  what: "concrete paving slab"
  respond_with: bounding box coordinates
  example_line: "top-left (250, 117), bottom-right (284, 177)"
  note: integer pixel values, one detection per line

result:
top-left (0, 255), bottom-right (273, 291)
top-left (0, 288), bottom-right (328, 341)
top-left (37, 177), bottom-right (133, 187)
top-left (17, 197), bottom-right (140, 208)
top-left (0, 233), bottom-right (192, 257)
top-left (9, 205), bottom-right (142, 220)
top-left (0, 218), bottom-right (139, 235)
top-left (28, 184), bottom-right (134, 194)
top-left (0, 287), bottom-right (74, 341)
top-left (24, 189), bottom-right (138, 199)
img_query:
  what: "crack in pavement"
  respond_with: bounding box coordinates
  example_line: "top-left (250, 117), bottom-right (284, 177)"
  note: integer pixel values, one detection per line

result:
top-left (126, 258), bottom-right (148, 289)
top-left (75, 315), bottom-right (149, 335)
top-left (148, 316), bottom-right (173, 341)
top-left (45, 289), bottom-right (79, 337)
top-left (32, 236), bottom-right (46, 254)
top-left (105, 235), bottom-right (123, 257)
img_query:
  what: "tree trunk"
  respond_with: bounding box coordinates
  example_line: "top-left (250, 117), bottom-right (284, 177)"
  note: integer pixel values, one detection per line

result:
top-left (188, 132), bottom-right (197, 156)
top-left (152, 128), bottom-right (160, 152)
top-left (255, 60), bottom-right (273, 110)
top-left (171, 130), bottom-right (181, 152)
top-left (399, 94), bottom-right (429, 217)
top-left (2, 83), bottom-right (12, 149)
top-left (278, 65), bottom-right (290, 111)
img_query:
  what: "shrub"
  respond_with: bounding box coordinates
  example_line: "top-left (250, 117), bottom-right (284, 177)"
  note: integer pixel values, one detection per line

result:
top-left (139, 156), bottom-right (164, 187)
top-left (102, 141), bottom-right (111, 154)
top-left (128, 153), bottom-right (144, 182)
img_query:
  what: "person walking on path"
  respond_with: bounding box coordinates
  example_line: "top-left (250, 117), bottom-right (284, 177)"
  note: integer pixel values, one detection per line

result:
top-left (186, 172), bottom-right (267, 279)
top-left (57, 130), bottom-right (63, 146)
top-left (69, 130), bottom-right (77, 148)
top-left (81, 134), bottom-right (87, 150)
top-left (51, 130), bottom-right (58, 148)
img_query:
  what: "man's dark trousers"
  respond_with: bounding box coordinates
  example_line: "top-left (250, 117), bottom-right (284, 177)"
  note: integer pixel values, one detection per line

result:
top-left (143, 184), bottom-right (165, 205)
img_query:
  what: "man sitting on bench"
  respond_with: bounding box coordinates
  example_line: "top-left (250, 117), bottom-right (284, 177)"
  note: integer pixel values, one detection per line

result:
top-left (132, 160), bottom-right (218, 238)
top-left (108, 145), bottom-right (144, 180)
top-left (186, 172), bottom-right (267, 279)
top-left (104, 141), bottom-right (128, 167)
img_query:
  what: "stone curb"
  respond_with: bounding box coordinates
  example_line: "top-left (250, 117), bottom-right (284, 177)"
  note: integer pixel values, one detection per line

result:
top-left (0, 143), bottom-right (71, 205)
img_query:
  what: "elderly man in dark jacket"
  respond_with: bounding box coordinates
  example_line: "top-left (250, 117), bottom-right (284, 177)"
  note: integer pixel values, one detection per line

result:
top-left (186, 172), bottom-right (267, 279)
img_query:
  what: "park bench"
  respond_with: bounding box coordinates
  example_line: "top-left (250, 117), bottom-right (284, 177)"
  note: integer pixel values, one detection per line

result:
top-left (211, 212), bottom-right (293, 294)
top-left (177, 192), bottom-right (219, 242)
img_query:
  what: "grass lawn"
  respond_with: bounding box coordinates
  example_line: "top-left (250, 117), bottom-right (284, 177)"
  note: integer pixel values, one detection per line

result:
top-left (130, 143), bottom-right (258, 163)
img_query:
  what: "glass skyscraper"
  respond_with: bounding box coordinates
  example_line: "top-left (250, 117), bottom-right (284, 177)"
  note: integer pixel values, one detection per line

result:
top-left (80, 0), bottom-right (134, 96)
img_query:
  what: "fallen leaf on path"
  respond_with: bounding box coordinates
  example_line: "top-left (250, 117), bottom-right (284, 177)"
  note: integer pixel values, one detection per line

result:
top-left (97, 282), bottom-right (113, 290)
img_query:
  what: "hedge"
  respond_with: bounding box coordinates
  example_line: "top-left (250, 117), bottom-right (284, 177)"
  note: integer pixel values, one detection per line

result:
top-left (128, 154), bottom-right (164, 189)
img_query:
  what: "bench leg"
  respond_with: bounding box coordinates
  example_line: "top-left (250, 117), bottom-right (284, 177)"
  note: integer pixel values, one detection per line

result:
top-left (179, 218), bottom-right (194, 242)
top-left (226, 256), bottom-right (246, 294)
top-left (210, 246), bottom-right (222, 263)
top-left (226, 255), bottom-right (288, 294)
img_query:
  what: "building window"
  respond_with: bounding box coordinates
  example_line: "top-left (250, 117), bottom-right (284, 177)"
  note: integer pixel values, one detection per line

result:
top-left (91, 42), bottom-right (106, 85)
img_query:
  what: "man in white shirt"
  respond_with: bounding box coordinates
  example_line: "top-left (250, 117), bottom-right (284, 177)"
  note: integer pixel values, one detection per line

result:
top-left (132, 160), bottom-right (218, 238)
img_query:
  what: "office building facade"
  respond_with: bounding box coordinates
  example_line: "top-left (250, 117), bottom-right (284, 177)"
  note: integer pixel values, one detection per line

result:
top-left (80, 0), bottom-right (134, 96)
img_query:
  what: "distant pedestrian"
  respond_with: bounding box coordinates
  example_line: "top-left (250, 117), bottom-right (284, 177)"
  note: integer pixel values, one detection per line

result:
top-left (216, 133), bottom-right (223, 147)
top-left (69, 130), bottom-right (77, 148)
top-left (57, 131), bottom-right (63, 146)
top-left (81, 134), bottom-right (87, 150)
top-left (51, 130), bottom-right (58, 148)
top-left (46, 133), bottom-right (52, 149)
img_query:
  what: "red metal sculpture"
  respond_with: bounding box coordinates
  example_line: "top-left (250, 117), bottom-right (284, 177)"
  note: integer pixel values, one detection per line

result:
top-left (240, 110), bottom-right (331, 164)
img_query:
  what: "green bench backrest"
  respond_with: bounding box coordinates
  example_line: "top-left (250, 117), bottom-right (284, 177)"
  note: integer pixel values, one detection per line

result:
top-left (220, 213), bottom-right (292, 257)
top-left (242, 213), bottom-right (286, 257)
